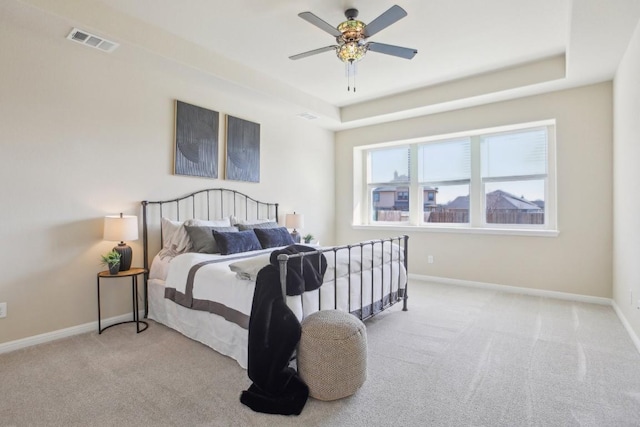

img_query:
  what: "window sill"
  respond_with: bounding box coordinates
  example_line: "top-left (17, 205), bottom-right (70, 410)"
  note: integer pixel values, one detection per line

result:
top-left (352, 224), bottom-right (559, 237)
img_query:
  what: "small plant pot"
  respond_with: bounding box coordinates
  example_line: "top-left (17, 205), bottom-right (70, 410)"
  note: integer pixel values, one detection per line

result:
top-left (108, 263), bottom-right (120, 275)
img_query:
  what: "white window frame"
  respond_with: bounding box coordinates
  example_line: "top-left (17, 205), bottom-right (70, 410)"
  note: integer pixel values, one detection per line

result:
top-left (353, 120), bottom-right (558, 236)
top-left (366, 145), bottom-right (411, 225)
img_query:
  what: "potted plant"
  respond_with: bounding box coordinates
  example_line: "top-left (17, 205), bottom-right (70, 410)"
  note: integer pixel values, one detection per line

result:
top-left (303, 233), bottom-right (314, 244)
top-left (101, 250), bottom-right (121, 275)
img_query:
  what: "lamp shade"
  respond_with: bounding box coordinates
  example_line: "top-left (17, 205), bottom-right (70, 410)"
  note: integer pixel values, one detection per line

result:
top-left (104, 214), bottom-right (138, 242)
top-left (285, 213), bottom-right (304, 230)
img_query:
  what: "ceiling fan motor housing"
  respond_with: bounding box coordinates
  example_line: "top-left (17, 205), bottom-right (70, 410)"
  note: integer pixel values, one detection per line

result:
top-left (345, 8), bottom-right (359, 19)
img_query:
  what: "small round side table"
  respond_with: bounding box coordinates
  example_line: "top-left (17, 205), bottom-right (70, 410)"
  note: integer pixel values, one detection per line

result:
top-left (97, 267), bottom-right (148, 334)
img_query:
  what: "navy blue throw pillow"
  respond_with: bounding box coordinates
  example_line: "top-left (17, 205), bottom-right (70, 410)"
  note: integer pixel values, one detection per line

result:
top-left (254, 227), bottom-right (295, 249)
top-left (213, 229), bottom-right (262, 255)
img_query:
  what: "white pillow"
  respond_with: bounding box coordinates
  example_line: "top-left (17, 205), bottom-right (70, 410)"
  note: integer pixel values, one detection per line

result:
top-left (186, 217), bottom-right (231, 227)
top-left (161, 218), bottom-right (191, 253)
top-left (232, 217), bottom-right (276, 226)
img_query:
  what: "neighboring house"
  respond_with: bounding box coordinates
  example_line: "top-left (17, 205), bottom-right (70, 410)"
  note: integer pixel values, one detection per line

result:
top-left (444, 190), bottom-right (542, 213)
top-left (485, 190), bottom-right (543, 213)
top-left (373, 185), bottom-right (438, 211)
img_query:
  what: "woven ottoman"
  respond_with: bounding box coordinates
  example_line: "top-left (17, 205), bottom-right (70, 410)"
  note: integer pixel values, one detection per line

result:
top-left (297, 310), bottom-right (367, 401)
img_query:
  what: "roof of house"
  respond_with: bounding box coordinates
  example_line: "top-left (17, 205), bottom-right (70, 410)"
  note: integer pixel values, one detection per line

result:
top-left (446, 190), bottom-right (542, 210)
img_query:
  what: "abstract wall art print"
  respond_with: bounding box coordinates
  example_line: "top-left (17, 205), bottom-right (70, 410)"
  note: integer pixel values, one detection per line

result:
top-left (225, 115), bottom-right (260, 183)
top-left (174, 100), bottom-right (219, 179)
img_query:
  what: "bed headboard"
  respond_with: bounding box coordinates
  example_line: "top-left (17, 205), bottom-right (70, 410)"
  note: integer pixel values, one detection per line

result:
top-left (141, 188), bottom-right (279, 271)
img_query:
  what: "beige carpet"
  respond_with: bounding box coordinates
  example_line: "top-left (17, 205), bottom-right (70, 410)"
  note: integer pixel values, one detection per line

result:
top-left (3, 281), bottom-right (640, 426)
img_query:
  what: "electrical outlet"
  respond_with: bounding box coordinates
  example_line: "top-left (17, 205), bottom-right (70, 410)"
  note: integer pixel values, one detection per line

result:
top-left (0, 302), bottom-right (6, 318)
top-left (428, 255), bottom-right (434, 264)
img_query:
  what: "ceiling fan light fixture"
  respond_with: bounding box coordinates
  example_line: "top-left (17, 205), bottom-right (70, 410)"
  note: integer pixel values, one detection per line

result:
top-left (291, 5), bottom-right (415, 92)
top-left (337, 19), bottom-right (366, 43)
top-left (337, 42), bottom-right (367, 62)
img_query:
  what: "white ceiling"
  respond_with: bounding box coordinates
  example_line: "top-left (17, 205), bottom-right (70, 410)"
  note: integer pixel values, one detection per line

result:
top-left (15, 0), bottom-right (640, 129)
top-left (103, 0), bottom-right (571, 106)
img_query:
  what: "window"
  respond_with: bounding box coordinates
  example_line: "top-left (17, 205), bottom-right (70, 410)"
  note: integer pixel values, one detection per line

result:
top-left (367, 146), bottom-right (410, 223)
top-left (355, 121), bottom-right (556, 232)
top-left (481, 128), bottom-right (547, 225)
top-left (419, 138), bottom-right (470, 224)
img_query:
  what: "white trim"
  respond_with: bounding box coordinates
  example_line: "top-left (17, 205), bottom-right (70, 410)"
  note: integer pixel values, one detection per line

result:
top-left (611, 300), bottom-right (640, 355)
top-left (0, 311), bottom-right (144, 355)
top-left (409, 274), bottom-right (610, 305)
top-left (355, 121), bottom-right (557, 232)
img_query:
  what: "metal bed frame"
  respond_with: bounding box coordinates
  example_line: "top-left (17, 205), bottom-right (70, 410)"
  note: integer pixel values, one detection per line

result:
top-left (141, 188), bottom-right (408, 320)
top-left (276, 236), bottom-right (409, 320)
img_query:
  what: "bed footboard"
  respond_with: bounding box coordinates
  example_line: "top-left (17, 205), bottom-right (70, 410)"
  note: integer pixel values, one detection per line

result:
top-left (277, 235), bottom-right (409, 322)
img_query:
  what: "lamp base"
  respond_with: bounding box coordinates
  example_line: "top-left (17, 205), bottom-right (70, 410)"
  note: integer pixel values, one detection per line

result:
top-left (290, 229), bottom-right (301, 243)
top-left (113, 242), bottom-right (132, 271)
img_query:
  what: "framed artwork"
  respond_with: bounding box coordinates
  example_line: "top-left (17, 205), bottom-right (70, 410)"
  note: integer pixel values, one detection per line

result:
top-left (225, 115), bottom-right (260, 183)
top-left (174, 100), bottom-right (219, 179)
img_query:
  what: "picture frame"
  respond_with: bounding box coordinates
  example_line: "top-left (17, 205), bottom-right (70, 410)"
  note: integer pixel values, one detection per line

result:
top-left (225, 115), bottom-right (260, 183)
top-left (174, 100), bottom-right (219, 179)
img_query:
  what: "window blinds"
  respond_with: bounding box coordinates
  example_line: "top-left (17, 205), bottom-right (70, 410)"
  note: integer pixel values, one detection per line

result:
top-left (481, 128), bottom-right (548, 178)
top-left (418, 138), bottom-right (470, 182)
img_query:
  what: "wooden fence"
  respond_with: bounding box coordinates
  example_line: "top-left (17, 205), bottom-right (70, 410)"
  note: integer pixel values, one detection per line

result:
top-left (376, 210), bottom-right (544, 225)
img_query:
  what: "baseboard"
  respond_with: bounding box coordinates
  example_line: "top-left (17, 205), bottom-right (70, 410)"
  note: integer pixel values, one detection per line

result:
top-left (409, 274), bottom-right (612, 306)
top-left (0, 311), bottom-right (145, 355)
top-left (611, 300), bottom-right (640, 355)
top-left (5, 278), bottom-right (639, 357)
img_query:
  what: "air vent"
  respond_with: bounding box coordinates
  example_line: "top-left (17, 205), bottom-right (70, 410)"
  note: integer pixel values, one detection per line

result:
top-left (66, 28), bottom-right (119, 53)
top-left (297, 112), bottom-right (318, 120)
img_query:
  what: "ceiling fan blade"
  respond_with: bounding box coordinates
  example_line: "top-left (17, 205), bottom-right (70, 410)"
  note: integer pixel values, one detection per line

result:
top-left (298, 12), bottom-right (342, 37)
top-left (367, 42), bottom-right (417, 59)
top-left (289, 45), bottom-right (337, 60)
top-left (363, 5), bottom-right (408, 38)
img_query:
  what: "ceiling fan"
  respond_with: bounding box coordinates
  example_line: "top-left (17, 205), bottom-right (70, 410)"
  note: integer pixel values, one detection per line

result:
top-left (289, 5), bottom-right (418, 64)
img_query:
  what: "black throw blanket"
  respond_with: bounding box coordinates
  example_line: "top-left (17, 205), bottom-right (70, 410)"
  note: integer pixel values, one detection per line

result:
top-left (269, 244), bottom-right (328, 296)
top-left (240, 246), bottom-right (327, 415)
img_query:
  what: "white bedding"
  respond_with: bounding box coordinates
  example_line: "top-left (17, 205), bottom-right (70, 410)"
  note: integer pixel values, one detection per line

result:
top-left (148, 242), bottom-right (407, 368)
top-left (164, 249), bottom-right (273, 320)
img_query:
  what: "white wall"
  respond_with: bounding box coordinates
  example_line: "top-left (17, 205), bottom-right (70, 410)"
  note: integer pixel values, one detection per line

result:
top-left (0, 4), bottom-right (334, 345)
top-left (336, 83), bottom-right (613, 298)
top-left (613, 20), bottom-right (640, 337)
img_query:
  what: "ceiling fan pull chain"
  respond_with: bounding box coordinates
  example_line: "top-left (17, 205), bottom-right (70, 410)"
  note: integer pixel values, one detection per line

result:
top-left (354, 62), bottom-right (357, 92)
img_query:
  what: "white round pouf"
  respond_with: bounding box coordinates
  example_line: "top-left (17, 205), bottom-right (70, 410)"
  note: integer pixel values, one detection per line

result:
top-left (297, 310), bottom-right (367, 401)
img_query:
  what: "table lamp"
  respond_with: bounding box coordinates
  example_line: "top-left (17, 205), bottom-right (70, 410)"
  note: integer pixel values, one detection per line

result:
top-left (104, 213), bottom-right (138, 271)
top-left (285, 212), bottom-right (304, 243)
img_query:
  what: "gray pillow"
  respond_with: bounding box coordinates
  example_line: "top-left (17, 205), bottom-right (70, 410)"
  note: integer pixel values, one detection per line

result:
top-left (236, 221), bottom-right (279, 231)
top-left (185, 225), bottom-right (238, 253)
top-left (213, 229), bottom-right (262, 255)
top-left (254, 227), bottom-right (295, 249)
